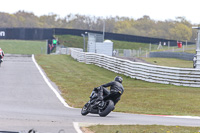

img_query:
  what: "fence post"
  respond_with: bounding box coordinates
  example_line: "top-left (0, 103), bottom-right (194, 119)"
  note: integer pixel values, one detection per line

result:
top-left (186, 40), bottom-right (188, 47)
top-left (168, 41), bottom-right (170, 49)
top-left (146, 50), bottom-right (148, 58)
top-left (149, 43), bottom-right (151, 51)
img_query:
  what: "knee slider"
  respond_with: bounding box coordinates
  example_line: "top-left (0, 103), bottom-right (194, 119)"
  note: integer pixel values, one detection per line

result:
top-left (96, 86), bottom-right (102, 91)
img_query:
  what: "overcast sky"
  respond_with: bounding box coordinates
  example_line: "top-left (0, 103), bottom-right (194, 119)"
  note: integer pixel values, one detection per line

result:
top-left (0, 0), bottom-right (200, 24)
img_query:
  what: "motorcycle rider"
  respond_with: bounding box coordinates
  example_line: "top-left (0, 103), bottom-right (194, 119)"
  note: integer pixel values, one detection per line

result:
top-left (0, 48), bottom-right (4, 62)
top-left (96, 76), bottom-right (124, 105)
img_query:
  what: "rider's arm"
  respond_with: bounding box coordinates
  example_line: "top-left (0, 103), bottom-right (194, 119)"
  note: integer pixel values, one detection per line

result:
top-left (101, 81), bottom-right (114, 88)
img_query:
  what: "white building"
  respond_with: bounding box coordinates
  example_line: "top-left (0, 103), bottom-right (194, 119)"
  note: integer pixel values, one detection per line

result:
top-left (87, 33), bottom-right (113, 56)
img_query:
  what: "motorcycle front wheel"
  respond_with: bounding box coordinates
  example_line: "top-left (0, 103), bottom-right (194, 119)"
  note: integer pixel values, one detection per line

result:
top-left (81, 102), bottom-right (89, 116)
top-left (98, 100), bottom-right (114, 117)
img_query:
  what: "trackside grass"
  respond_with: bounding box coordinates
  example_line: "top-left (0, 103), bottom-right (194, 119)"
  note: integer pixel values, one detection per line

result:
top-left (0, 40), bottom-right (46, 54)
top-left (35, 54), bottom-right (200, 116)
top-left (142, 57), bottom-right (193, 68)
top-left (83, 125), bottom-right (200, 133)
top-left (56, 35), bottom-right (156, 50)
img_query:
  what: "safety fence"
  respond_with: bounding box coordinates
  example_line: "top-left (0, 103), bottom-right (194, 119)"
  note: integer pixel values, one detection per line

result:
top-left (68, 48), bottom-right (200, 88)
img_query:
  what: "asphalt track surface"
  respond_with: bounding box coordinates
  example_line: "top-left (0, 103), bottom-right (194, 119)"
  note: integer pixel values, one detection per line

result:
top-left (0, 55), bottom-right (200, 133)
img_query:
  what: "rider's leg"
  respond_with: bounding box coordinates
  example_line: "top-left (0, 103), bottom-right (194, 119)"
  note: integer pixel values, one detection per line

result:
top-left (103, 87), bottom-right (110, 96)
top-left (114, 97), bottom-right (121, 105)
top-left (97, 86), bottom-right (103, 101)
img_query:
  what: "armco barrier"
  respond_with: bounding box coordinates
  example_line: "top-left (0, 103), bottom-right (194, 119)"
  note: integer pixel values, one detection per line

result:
top-left (69, 48), bottom-right (200, 87)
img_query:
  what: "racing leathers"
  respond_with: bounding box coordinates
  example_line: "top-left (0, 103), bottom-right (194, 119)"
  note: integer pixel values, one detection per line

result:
top-left (96, 81), bottom-right (124, 105)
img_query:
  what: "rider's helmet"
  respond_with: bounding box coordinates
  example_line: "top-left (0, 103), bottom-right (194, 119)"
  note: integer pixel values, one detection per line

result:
top-left (114, 76), bottom-right (123, 83)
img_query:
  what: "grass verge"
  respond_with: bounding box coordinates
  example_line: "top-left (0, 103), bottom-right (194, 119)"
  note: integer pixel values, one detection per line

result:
top-left (56, 35), bottom-right (155, 50)
top-left (35, 54), bottom-right (200, 116)
top-left (0, 40), bottom-right (46, 54)
top-left (83, 125), bottom-right (200, 133)
top-left (142, 57), bottom-right (193, 68)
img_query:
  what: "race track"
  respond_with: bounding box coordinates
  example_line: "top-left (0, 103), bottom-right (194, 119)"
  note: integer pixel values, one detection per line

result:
top-left (0, 55), bottom-right (200, 133)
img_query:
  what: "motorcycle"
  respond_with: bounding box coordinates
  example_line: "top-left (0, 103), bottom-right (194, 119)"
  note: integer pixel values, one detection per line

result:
top-left (81, 88), bottom-right (121, 117)
top-left (0, 58), bottom-right (2, 67)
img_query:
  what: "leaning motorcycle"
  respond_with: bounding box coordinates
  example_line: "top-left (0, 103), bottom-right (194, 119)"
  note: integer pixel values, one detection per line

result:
top-left (81, 88), bottom-right (121, 117)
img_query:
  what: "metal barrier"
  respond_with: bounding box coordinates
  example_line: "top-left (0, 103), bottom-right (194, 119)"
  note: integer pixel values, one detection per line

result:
top-left (69, 48), bottom-right (200, 87)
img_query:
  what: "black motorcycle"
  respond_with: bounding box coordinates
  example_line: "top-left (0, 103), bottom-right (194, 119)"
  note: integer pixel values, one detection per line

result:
top-left (81, 88), bottom-right (121, 117)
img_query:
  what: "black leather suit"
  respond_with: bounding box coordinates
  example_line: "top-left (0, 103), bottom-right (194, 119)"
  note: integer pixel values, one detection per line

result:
top-left (97, 81), bottom-right (124, 105)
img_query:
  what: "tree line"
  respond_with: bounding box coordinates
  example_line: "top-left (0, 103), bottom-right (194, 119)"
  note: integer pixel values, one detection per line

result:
top-left (0, 10), bottom-right (199, 42)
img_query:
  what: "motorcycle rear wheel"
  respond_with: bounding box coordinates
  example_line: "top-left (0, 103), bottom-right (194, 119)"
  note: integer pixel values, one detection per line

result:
top-left (99, 100), bottom-right (114, 117)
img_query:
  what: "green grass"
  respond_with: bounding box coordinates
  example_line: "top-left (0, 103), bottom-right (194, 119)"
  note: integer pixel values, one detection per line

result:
top-left (83, 125), bottom-right (200, 133)
top-left (56, 35), bottom-right (85, 49)
top-left (184, 45), bottom-right (196, 54)
top-left (56, 35), bottom-right (155, 50)
top-left (142, 57), bottom-right (193, 68)
top-left (35, 55), bottom-right (200, 116)
top-left (112, 40), bottom-right (157, 50)
top-left (0, 40), bottom-right (46, 54)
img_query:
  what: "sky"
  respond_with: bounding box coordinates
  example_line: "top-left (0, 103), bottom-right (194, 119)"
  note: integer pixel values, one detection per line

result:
top-left (0, 0), bottom-right (200, 24)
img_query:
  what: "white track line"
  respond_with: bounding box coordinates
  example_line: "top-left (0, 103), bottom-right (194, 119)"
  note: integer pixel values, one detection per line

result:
top-left (32, 55), bottom-right (82, 133)
top-left (73, 122), bottom-right (83, 133)
top-left (165, 115), bottom-right (200, 119)
top-left (32, 54), bottom-right (74, 109)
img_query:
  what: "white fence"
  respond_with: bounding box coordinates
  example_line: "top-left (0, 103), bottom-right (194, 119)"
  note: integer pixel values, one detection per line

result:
top-left (68, 48), bottom-right (200, 88)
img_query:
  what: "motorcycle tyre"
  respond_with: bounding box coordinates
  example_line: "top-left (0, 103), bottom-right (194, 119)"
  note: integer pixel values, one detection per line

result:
top-left (81, 102), bottom-right (89, 116)
top-left (99, 100), bottom-right (114, 117)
